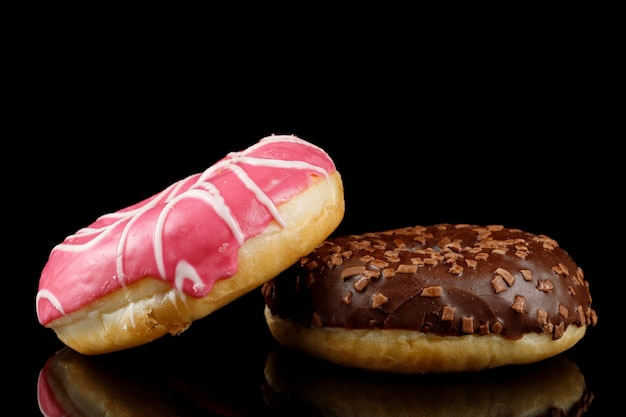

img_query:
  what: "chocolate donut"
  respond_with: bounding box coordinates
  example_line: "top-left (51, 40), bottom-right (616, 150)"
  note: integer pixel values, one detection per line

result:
top-left (262, 224), bottom-right (598, 373)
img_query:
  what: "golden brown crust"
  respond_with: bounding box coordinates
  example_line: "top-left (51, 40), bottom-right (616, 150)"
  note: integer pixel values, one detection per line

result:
top-left (264, 306), bottom-right (587, 373)
top-left (49, 172), bottom-right (344, 355)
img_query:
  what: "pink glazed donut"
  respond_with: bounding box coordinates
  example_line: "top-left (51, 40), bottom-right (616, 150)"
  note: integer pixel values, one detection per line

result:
top-left (36, 135), bottom-right (345, 355)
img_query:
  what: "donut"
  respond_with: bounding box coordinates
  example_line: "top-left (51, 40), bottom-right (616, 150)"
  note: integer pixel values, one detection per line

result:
top-left (36, 134), bottom-right (345, 355)
top-left (263, 347), bottom-right (594, 417)
top-left (262, 223), bottom-right (598, 373)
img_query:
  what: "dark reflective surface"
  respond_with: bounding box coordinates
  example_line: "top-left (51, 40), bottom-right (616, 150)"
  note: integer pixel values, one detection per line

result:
top-left (263, 347), bottom-right (593, 416)
top-left (39, 340), bottom-right (595, 417)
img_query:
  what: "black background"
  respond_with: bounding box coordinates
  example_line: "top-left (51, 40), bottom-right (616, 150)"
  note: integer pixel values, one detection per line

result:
top-left (15, 17), bottom-right (620, 416)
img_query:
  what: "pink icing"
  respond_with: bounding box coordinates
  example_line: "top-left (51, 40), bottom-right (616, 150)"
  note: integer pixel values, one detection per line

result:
top-left (36, 135), bottom-right (337, 325)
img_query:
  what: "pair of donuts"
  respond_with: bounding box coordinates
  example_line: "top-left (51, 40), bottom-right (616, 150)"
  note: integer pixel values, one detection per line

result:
top-left (36, 134), bottom-right (598, 374)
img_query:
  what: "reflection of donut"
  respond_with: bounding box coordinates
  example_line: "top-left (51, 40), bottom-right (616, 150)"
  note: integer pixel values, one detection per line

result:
top-left (38, 347), bottom-right (182, 416)
top-left (37, 345), bottom-right (267, 416)
top-left (262, 224), bottom-right (598, 373)
top-left (263, 347), bottom-right (594, 417)
top-left (36, 134), bottom-right (345, 355)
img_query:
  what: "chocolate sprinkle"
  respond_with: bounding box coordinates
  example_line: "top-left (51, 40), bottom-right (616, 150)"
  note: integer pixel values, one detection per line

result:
top-left (263, 224), bottom-right (598, 340)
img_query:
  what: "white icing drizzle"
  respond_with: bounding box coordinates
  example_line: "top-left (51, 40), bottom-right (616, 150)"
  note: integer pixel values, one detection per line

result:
top-left (154, 186), bottom-right (244, 279)
top-left (114, 204), bottom-right (147, 287)
top-left (228, 161), bottom-right (287, 227)
top-left (36, 290), bottom-right (65, 315)
top-left (54, 219), bottom-right (124, 252)
top-left (237, 155), bottom-right (329, 178)
top-left (174, 260), bottom-right (206, 299)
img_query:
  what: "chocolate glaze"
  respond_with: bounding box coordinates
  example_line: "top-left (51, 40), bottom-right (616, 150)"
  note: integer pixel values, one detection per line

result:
top-left (263, 224), bottom-right (598, 340)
